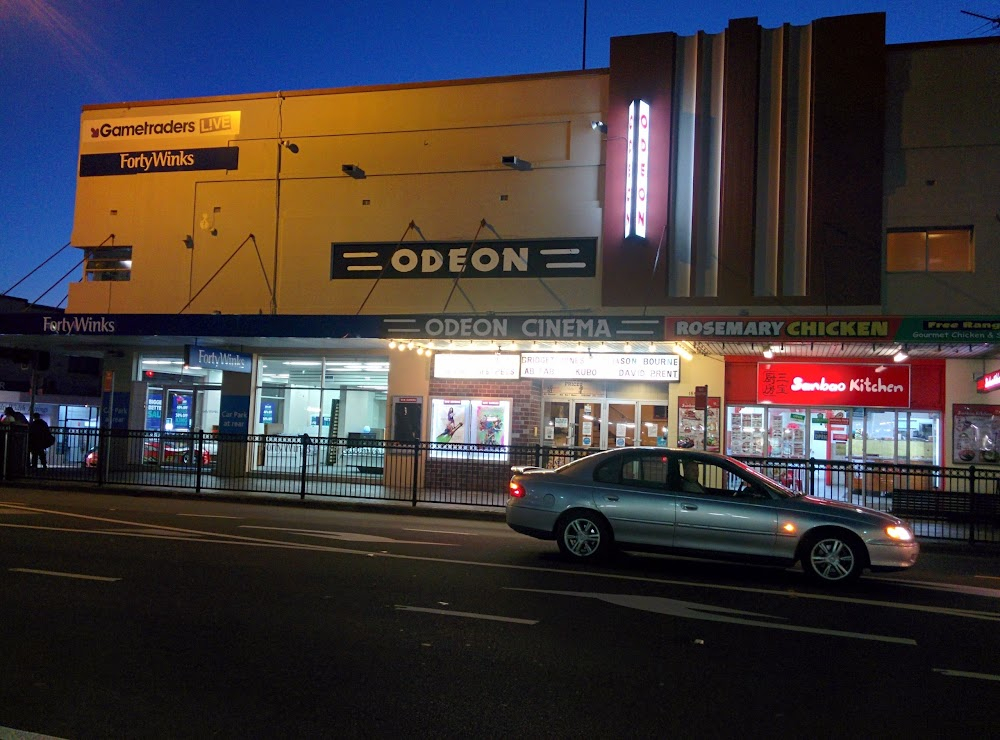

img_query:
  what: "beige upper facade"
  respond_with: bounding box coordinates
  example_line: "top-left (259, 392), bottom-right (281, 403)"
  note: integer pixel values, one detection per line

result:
top-left (70, 71), bottom-right (608, 316)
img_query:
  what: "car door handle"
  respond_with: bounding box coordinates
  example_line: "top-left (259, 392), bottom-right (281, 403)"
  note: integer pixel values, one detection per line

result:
top-left (682, 504), bottom-right (698, 511)
top-left (606, 496), bottom-right (620, 502)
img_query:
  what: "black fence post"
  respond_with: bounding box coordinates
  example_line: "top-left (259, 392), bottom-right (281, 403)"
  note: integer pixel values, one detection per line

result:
top-left (97, 428), bottom-right (108, 486)
top-left (535, 444), bottom-right (542, 468)
top-left (968, 465), bottom-right (977, 546)
top-left (807, 457), bottom-right (815, 497)
top-left (411, 441), bottom-right (420, 507)
top-left (300, 433), bottom-right (310, 500)
top-left (195, 429), bottom-right (204, 494)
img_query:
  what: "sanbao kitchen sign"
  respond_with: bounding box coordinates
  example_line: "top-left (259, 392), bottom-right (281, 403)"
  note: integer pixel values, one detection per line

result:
top-left (758, 363), bottom-right (911, 408)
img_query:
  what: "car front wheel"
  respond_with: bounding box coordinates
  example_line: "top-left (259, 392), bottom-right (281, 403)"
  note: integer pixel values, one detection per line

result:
top-left (556, 512), bottom-right (611, 562)
top-left (802, 532), bottom-right (864, 584)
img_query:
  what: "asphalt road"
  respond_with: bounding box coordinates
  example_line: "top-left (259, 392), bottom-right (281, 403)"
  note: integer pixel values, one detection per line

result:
top-left (2, 488), bottom-right (999, 739)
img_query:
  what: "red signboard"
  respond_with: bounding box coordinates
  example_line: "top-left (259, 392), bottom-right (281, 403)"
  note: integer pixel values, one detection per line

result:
top-left (977, 369), bottom-right (1000, 393)
top-left (757, 363), bottom-right (911, 408)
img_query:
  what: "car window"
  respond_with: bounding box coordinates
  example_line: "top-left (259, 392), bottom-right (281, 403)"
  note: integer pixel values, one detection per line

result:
top-left (673, 456), bottom-right (759, 497)
top-left (594, 456), bottom-right (622, 483)
top-left (623, 453), bottom-right (669, 489)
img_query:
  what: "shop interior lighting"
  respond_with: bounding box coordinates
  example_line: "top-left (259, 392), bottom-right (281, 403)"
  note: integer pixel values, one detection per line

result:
top-left (501, 155), bottom-right (532, 171)
top-left (341, 164), bottom-right (366, 179)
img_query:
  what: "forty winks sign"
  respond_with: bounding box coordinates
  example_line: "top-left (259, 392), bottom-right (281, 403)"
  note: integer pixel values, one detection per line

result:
top-left (758, 363), bottom-right (911, 408)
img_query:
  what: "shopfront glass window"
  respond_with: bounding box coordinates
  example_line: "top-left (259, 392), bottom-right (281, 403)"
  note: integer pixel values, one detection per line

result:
top-left (254, 355), bottom-right (388, 442)
top-left (767, 408), bottom-right (807, 458)
top-left (138, 355), bottom-right (221, 434)
top-left (864, 410), bottom-right (897, 463)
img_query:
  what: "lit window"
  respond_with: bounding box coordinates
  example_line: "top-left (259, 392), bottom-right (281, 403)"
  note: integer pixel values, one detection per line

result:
top-left (84, 246), bottom-right (132, 281)
top-left (886, 228), bottom-right (973, 273)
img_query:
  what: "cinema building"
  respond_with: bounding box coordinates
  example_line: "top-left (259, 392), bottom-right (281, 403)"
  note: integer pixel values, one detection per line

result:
top-left (3, 11), bottom-right (999, 478)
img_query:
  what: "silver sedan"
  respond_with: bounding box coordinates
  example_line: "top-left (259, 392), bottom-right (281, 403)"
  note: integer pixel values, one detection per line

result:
top-left (506, 448), bottom-right (918, 585)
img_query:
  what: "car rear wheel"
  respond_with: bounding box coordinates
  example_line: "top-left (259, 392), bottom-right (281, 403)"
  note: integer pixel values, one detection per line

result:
top-left (802, 532), bottom-right (864, 584)
top-left (556, 511), bottom-right (611, 562)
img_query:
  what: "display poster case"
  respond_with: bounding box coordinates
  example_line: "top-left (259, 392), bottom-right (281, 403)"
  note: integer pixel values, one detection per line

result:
top-left (429, 397), bottom-right (511, 460)
top-left (728, 407), bottom-right (765, 456)
top-left (677, 396), bottom-right (720, 452)
top-left (953, 404), bottom-right (1000, 465)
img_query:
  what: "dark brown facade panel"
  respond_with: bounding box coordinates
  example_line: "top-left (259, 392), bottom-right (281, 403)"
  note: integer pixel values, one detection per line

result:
top-left (602, 32), bottom-right (676, 307)
top-left (808, 12), bottom-right (886, 306)
top-left (718, 17), bottom-right (762, 302)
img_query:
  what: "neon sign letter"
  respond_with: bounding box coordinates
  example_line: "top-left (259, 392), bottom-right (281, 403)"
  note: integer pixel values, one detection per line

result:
top-left (624, 99), bottom-right (650, 239)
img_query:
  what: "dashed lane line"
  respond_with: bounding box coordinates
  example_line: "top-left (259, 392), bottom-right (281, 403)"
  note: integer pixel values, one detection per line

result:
top-left (9, 568), bottom-right (120, 582)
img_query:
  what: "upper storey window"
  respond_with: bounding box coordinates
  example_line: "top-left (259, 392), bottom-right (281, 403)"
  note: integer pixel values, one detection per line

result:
top-left (886, 228), bottom-right (973, 273)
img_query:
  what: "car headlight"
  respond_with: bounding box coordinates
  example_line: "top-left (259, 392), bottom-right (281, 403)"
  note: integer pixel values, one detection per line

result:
top-left (885, 525), bottom-right (913, 542)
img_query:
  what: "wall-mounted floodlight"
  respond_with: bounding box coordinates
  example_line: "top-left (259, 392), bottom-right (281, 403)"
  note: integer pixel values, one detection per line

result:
top-left (183, 235), bottom-right (194, 249)
top-left (501, 155), bottom-right (532, 171)
top-left (342, 164), bottom-right (366, 179)
top-left (591, 121), bottom-right (608, 133)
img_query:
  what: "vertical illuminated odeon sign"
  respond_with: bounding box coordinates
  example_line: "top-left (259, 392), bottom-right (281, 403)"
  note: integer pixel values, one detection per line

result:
top-left (624, 99), bottom-right (650, 239)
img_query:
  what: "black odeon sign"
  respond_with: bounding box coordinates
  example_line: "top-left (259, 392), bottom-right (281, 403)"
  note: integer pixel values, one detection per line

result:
top-left (331, 238), bottom-right (597, 279)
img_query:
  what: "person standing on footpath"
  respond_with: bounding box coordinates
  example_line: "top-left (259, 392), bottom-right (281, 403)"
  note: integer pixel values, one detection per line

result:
top-left (28, 412), bottom-right (54, 469)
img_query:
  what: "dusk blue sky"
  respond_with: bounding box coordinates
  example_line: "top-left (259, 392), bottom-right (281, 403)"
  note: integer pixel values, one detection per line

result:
top-left (1, 1), bottom-right (996, 307)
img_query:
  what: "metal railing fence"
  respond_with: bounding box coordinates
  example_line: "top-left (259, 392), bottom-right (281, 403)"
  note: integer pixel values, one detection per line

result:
top-left (3, 426), bottom-right (999, 544)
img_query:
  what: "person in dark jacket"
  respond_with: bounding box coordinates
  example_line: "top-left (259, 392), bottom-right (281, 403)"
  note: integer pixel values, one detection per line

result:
top-left (28, 412), bottom-right (53, 469)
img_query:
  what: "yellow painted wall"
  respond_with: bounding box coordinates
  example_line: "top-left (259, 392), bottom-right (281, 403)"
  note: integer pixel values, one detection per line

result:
top-left (69, 72), bottom-right (609, 316)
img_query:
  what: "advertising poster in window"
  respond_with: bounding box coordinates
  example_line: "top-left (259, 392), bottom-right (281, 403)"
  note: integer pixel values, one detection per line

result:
top-left (432, 400), bottom-right (468, 444)
top-left (677, 396), bottom-right (720, 452)
top-left (474, 400), bottom-right (508, 446)
top-left (429, 398), bottom-right (511, 460)
top-left (952, 404), bottom-right (1000, 465)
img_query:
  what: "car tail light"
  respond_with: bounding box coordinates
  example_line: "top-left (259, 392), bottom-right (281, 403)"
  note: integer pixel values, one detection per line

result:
top-left (509, 480), bottom-right (526, 498)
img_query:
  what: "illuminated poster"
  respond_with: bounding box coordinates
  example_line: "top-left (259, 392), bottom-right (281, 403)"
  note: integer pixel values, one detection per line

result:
top-left (432, 400), bottom-right (468, 444)
top-left (475, 401), bottom-right (508, 446)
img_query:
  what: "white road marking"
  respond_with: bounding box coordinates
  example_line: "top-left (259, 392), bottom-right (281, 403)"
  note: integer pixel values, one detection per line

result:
top-left (507, 588), bottom-right (917, 644)
top-left (395, 605), bottom-right (537, 625)
top-left (404, 528), bottom-right (478, 536)
top-left (239, 525), bottom-right (456, 546)
top-left (872, 576), bottom-right (1000, 599)
top-left (10, 568), bottom-right (119, 582)
top-left (0, 726), bottom-right (66, 739)
top-left (177, 513), bottom-right (243, 519)
top-left (933, 668), bottom-right (1000, 682)
top-left (109, 528), bottom-right (201, 538)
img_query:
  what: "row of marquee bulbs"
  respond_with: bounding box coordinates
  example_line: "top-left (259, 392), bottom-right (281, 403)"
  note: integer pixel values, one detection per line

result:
top-left (386, 339), bottom-right (695, 360)
top-left (760, 345), bottom-right (908, 361)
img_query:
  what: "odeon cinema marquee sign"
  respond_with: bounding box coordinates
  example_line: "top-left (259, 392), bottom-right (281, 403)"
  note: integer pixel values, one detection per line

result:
top-left (331, 238), bottom-right (596, 279)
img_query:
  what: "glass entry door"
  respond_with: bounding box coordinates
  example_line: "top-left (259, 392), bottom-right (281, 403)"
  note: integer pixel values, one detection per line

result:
top-left (574, 400), bottom-right (603, 449)
top-left (540, 399), bottom-right (659, 449)
top-left (607, 402), bottom-right (637, 447)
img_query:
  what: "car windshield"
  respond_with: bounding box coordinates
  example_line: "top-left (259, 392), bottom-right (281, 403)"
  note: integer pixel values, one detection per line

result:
top-left (728, 457), bottom-right (802, 498)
